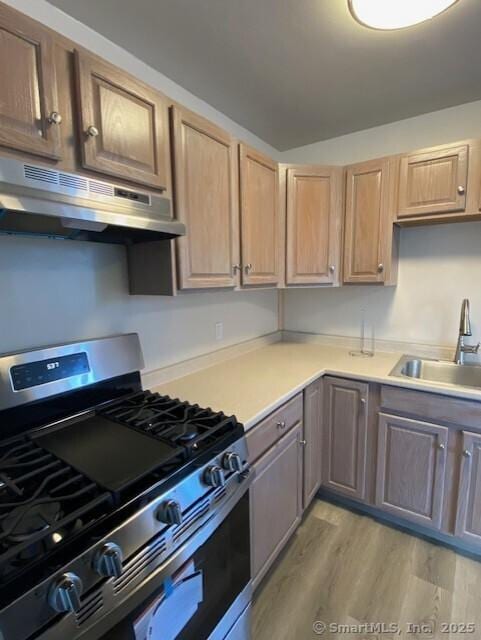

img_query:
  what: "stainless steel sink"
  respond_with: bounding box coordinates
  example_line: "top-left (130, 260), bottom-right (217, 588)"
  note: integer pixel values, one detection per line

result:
top-left (390, 355), bottom-right (481, 389)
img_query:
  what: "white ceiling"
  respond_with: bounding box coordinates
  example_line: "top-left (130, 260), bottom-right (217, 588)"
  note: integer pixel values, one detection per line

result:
top-left (48, 0), bottom-right (481, 150)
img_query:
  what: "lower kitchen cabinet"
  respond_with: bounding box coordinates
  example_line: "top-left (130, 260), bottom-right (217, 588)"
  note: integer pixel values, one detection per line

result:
top-left (375, 413), bottom-right (448, 529)
top-left (250, 422), bottom-right (303, 588)
top-left (322, 377), bottom-right (369, 501)
top-left (455, 431), bottom-right (481, 545)
top-left (303, 378), bottom-right (323, 507)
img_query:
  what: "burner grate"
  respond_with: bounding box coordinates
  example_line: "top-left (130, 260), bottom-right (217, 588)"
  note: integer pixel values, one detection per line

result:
top-left (0, 437), bottom-right (112, 580)
top-left (102, 391), bottom-right (239, 454)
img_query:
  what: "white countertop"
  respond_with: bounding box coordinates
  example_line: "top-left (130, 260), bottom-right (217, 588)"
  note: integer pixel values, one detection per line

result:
top-left (152, 342), bottom-right (481, 430)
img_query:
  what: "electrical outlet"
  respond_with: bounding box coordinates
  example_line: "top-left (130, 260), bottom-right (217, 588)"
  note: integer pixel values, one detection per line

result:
top-left (215, 322), bottom-right (223, 341)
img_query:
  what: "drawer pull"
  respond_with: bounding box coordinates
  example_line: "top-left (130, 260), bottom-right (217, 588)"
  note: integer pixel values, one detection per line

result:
top-left (276, 421), bottom-right (286, 430)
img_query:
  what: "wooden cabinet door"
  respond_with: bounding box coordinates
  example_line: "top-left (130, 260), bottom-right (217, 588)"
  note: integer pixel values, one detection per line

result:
top-left (376, 413), bottom-right (448, 529)
top-left (397, 144), bottom-right (468, 218)
top-left (171, 106), bottom-right (240, 289)
top-left (239, 144), bottom-right (279, 287)
top-left (303, 378), bottom-right (323, 508)
top-left (343, 158), bottom-right (393, 284)
top-left (74, 50), bottom-right (170, 190)
top-left (0, 5), bottom-right (61, 159)
top-left (286, 166), bottom-right (343, 286)
top-left (322, 377), bottom-right (369, 501)
top-left (250, 422), bottom-right (303, 588)
top-left (455, 431), bottom-right (481, 545)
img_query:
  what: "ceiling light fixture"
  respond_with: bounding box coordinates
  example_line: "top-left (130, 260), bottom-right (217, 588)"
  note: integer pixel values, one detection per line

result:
top-left (348, 0), bottom-right (459, 30)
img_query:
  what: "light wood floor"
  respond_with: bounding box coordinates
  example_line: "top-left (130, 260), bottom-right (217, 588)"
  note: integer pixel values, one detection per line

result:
top-left (252, 500), bottom-right (481, 640)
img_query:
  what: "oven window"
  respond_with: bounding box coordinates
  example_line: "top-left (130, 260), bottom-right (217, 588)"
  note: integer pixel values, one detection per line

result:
top-left (100, 492), bottom-right (250, 640)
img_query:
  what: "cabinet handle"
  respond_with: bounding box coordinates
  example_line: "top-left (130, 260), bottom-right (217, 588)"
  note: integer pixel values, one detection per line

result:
top-left (86, 125), bottom-right (99, 138)
top-left (360, 398), bottom-right (366, 409)
top-left (276, 421), bottom-right (286, 430)
top-left (463, 449), bottom-right (472, 457)
top-left (47, 111), bottom-right (62, 125)
top-left (299, 440), bottom-right (307, 447)
top-left (244, 263), bottom-right (252, 274)
top-left (377, 263), bottom-right (384, 273)
top-left (232, 264), bottom-right (241, 275)
top-left (457, 185), bottom-right (465, 195)
top-left (438, 443), bottom-right (445, 450)
top-left (329, 265), bottom-right (335, 274)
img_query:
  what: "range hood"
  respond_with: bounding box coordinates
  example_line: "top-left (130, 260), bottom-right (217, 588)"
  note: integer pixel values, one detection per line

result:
top-left (0, 157), bottom-right (185, 243)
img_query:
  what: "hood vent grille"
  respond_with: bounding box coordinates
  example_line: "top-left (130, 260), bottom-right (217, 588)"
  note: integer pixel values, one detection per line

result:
top-left (59, 173), bottom-right (88, 192)
top-left (24, 164), bottom-right (58, 185)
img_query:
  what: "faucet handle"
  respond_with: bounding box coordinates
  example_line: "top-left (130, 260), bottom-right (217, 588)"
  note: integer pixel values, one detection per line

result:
top-left (464, 342), bottom-right (480, 355)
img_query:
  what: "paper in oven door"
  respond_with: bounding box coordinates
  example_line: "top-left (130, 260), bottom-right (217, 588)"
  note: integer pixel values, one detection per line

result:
top-left (134, 561), bottom-right (203, 640)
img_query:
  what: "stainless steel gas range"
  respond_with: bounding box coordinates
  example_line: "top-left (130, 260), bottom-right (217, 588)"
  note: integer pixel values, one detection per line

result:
top-left (0, 334), bottom-right (252, 640)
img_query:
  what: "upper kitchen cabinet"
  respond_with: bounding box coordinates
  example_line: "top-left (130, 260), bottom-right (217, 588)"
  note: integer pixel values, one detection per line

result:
top-left (343, 157), bottom-right (398, 285)
top-left (397, 143), bottom-right (469, 220)
top-left (239, 144), bottom-right (279, 287)
top-left (171, 106), bottom-right (240, 290)
top-left (285, 165), bottom-right (343, 286)
top-left (0, 5), bottom-right (62, 160)
top-left (74, 50), bottom-right (170, 190)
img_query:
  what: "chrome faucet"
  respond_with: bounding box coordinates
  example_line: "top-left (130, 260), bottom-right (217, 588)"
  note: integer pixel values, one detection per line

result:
top-left (454, 299), bottom-right (480, 364)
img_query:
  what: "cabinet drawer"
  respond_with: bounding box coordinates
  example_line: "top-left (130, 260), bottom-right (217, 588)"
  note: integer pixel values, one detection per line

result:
top-left (381, 385), bottom-right (481, 431)
top-left (246, 394), bottom-right (303, 464)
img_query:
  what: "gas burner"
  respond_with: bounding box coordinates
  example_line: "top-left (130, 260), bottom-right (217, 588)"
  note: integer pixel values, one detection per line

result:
top-left (2, 502), bottom-right (61, 543)
top-left (169, 425), bottom-right (200, 444)
top-left (102, 391), bottom-right (239, 455)
top-left (0, 437), bottom-right (112, 583)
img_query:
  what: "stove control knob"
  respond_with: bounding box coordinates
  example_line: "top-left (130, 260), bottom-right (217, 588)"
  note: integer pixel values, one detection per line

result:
top-left (48, 572), bottom-right (83, 613)
top-left (204, 465), bottom-right (225, 488)
top-left (93, 542), bottom-right (124, 578)
top-left (157, 499), bottom-right (183, 526)
top-left (222, 452), bottom-right (243, 473)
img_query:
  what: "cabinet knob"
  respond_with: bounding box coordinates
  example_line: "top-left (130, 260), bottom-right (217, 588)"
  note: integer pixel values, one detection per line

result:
top-left (276, 421), bottom-right (286, 429)
top-left (244, 263), bottom-right (252, 274)
top-left (329, 265), bottom-right (335, 274)
top-left (438, 443), bottom-right (445, 450)
top-left (232, 264), bottom-right (241, 275)
top-left (360, 398), bottom-right (366, 406)
top-left (299, 439), bottom-right (307, 447)
top-left (86, 125), bottom-right (99, 137)
top-left (47, 111), bottom-right (62, 125)
top-left (457, 185), bottom-right (465, 195)
top-left (463, 449), bottom-right (472, 458)
top-left (377, 263), bottom-right (384, 273)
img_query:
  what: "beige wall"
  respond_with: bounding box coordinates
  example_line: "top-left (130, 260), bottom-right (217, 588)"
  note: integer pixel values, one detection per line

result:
top-left (281, 102), bottom-right (481, 352)
top-left (0, 0), bottom-right (279, 372)
top-left (281, 100), bottom-right (481, 166)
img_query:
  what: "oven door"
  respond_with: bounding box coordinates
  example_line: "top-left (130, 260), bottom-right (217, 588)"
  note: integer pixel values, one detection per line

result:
top-left (92, 491), bottom-right (251, 640)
